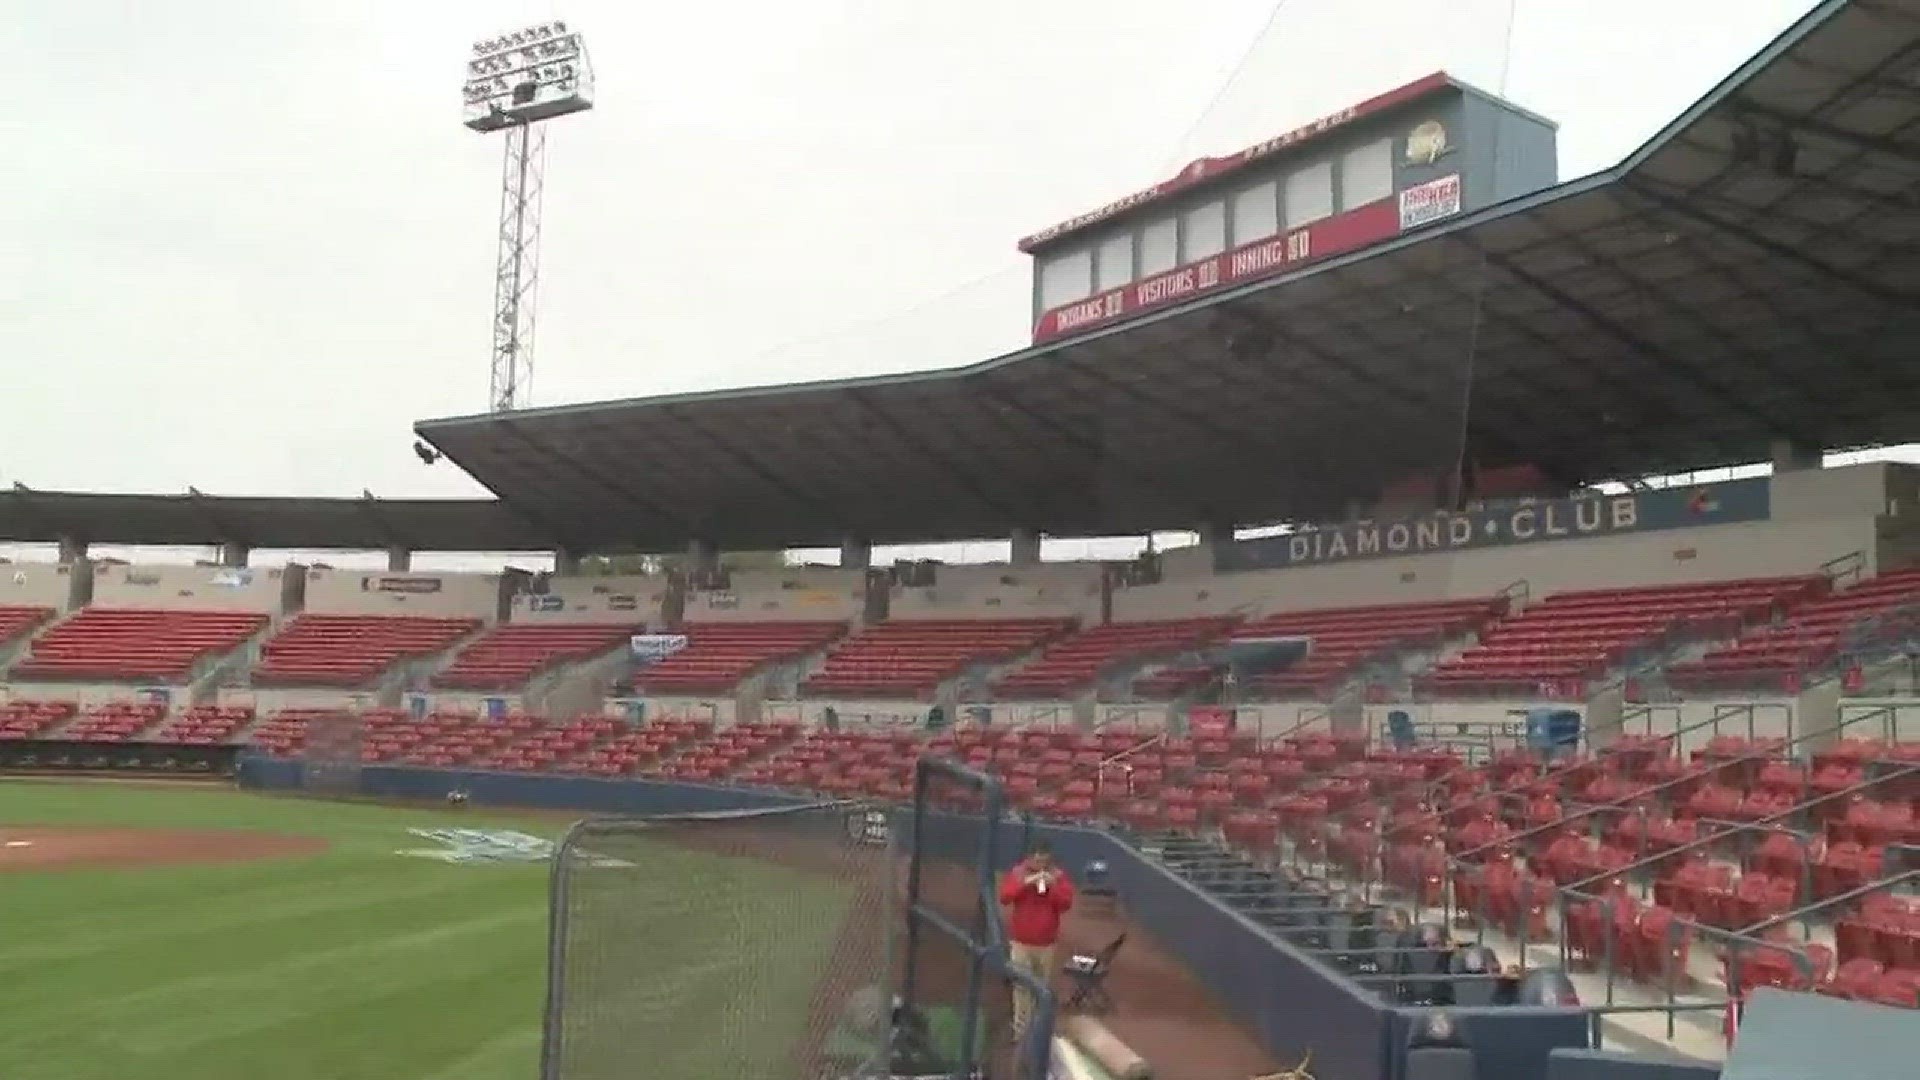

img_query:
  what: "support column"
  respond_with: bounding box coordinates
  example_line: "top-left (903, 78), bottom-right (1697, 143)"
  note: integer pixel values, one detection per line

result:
top-left (1770, 440), bottom-right (1822, 473)
top-left (387, 545), bottom-right (414, 573)
top-left (687, 538), bottom-right (720, 577)
top-left (56, 536), bottom-right (88, 565)
top-left (1010, 529), bottom-right (1042, 568)
top-left (839, 536), bottom-right (872, 571)
top-left (219, 541), bottom-right (249, 568)
top-left (551, 547), bottom-right (580, 576)
top-left (1196, 520), bottom-right (1235, 566)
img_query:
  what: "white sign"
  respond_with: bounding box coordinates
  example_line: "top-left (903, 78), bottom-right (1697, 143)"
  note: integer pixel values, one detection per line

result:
top-left (844, 809), bottom-right (890, 848)
top-left (1398, 174), bottom-right (1462, 230)
top-left (630, 634), bottom-right (689, 661)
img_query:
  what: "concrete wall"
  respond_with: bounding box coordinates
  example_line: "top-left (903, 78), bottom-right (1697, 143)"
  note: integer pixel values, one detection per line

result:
top-left (1120, 465), bottom-right (1889, 620)
top-left (511, 574), bottom-right (669, 625)
top-left (761, 698), bottom-right (930, 728)
top-left (888, 563), bottom-right (1103, 621)
top-left (603, 695), bottom-right (735, 726)
top-left (683, 568), bottom-right (866, 623)
top-left (0, 562), bottom-right (73, 610)
top-left (303, 568), bottom-right (501, 618)
top-left (89, 563), bottom-right (284, 613)
top-left (225, 686), bottom-right (388, 715)
top-left (3, 681), bottom-right (184, 708)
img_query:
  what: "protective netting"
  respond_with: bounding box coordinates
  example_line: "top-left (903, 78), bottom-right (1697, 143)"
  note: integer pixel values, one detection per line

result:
top-left (895, 764), bottom-right (1050, 1080)
top-left (298, 710), bottom-right (363, 797)
top-left (540, 804), bottom-right (898, 1080)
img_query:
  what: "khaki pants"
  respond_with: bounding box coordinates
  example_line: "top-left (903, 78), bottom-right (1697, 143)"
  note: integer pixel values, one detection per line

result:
top-left (1007, 941), bottom-right (1056, 1038)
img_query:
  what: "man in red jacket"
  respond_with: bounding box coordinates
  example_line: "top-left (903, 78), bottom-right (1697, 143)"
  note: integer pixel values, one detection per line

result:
top-left (998, 842), bottom-right (1076, 1040)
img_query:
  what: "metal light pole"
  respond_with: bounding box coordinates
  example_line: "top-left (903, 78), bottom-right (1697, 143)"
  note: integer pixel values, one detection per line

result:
top-left (463, 22), bottom-right (595, 413)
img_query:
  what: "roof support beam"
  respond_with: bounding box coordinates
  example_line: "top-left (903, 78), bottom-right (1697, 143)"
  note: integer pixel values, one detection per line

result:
top-left (845, 390), bottom-right (1024, 523)
top-left (494, 420), bottom-right (689, 542)
top-left (660, 405), bottom-right (840, 516)
top-left (1732, 100), bottom-right (1920, 167)
top-left (1465, 237), bottom-right (1821, 450)
top-left (1622, 180), bottom-right (1917, 306)
top-left (973, 382), bottom-right (1221, 529)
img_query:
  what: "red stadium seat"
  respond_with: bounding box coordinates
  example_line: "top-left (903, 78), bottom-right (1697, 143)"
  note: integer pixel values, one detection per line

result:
top-left (13, 608), bottom-right (269, 682)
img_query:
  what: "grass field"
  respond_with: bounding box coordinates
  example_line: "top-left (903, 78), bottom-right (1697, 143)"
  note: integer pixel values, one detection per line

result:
top-left (0, 781), bottom-right (872, 1080)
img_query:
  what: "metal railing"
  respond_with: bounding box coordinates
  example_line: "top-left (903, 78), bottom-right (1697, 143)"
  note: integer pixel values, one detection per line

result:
top-left (1347, 702), bottom-right (1919, 989)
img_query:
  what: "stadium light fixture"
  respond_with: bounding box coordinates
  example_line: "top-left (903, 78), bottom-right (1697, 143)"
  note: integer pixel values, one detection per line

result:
top-left (464, 20), bottom-right (595, 414)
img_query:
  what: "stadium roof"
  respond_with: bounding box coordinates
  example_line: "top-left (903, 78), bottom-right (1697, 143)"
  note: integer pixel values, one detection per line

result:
top-left (0, 487), bottom-right (550, 552)
top-left (420, 0), bottom-right (1920, 552)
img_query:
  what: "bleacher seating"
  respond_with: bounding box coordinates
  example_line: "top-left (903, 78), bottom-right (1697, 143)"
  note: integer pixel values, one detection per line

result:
top-left (802, 618), bottom-right (1072, 697)
top-left (433, 622), bottom-right (637, 690)
top-left (1667, 568), bottom-right (1920, 691)
top-left (149, 704), bottom-right (256, 744)
top-left (248, 708), bottom-right (336, 757)
top-left (0, 699), bottom-right (78, 739)
top-left (1235, 598), bottom-right (1503, 697)
top-left (991, 616), bottom-right (1238, 699)
top-left (0, 604), bottom-right (54, 647)
top-left (1419, 577), bottom-right (1823, 696)
top-left (58, 700), bottom-right (169, 742)
top-left (252, 614), bottom-right (477, 687)
top-left (633, 621), bottom-right (844, 693)
top-left (11, 608), bottom-right (269, 681)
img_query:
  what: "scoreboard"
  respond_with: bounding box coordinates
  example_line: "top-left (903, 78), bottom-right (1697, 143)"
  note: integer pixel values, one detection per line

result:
top-left (1024, 73), bottom-right (1557, 343)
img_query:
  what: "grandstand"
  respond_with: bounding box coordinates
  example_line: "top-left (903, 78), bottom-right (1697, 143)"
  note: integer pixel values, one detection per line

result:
top-left (631, 621), bottom-right (844, 694)
top-left (433, 622), bottom-right (636, 690)
top-left (802, 617), bottom-right (1073, 697)
top-left (1419, 578), bottom-right (1827, 698)
top-left (991, 616), bottom-right (1238, 699)
top-left (1, 0), bottom-right (1917, 1074)
top-left (1666, 568), bottom-right (1920, 692)
top-left (11, 608), bottom-right (268, 682)
top-left (251, 614), bottom-right (477, 687)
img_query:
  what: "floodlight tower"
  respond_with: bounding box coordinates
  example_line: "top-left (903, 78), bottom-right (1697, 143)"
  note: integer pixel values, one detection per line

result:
top-left (463, 22), bottom-right (595, 413)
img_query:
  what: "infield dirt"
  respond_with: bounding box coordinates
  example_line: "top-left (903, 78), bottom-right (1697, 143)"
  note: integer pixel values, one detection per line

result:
top-left (0, 825), bottom-right (327, 871)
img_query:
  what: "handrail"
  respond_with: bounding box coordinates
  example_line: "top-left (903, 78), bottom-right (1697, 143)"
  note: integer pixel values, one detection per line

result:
top-left (1092, 732), bottom-right (1169, 800)
top-left (1348, 691), bottom-right (1792, 845)
top-left (1559, 764), bottom-right (1920, 893)
top-left (1497, 579), bottom-right (1532, 610)
top-left (1819, 550), bottom-right (1867, 590)
top-left (1494, 698), bottom-right (1916, 879)
top-left (1736, 868), bottom-right (1920, 938)
top-left (1554, 884), bottom-right (1820, 1011)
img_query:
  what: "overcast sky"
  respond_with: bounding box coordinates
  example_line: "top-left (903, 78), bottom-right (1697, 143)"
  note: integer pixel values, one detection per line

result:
top-left (5, 0), bottom-right (1871, 566)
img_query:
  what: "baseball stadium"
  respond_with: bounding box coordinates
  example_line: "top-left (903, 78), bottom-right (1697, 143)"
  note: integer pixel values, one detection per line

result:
top-left (4, 2), bottom-right (1919, 1079)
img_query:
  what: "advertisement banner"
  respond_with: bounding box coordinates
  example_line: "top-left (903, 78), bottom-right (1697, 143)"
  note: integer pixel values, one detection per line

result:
top-left (630, 634), bottom-right (689, 661)
top-left (527, 594), bottom-right (565, 612)
top-left (606, 594), bottom-right (638, 611)
top-left (1397, 173), bottom-right (1462, 229)
top-left (1217, 478), bottom-right (1772, 572)
top-left (367, 575), bottom-right (443, 594)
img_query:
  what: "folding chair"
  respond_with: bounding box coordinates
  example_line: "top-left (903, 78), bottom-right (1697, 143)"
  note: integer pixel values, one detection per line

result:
top-left (1063, 933), bottom-right (1127, 1013)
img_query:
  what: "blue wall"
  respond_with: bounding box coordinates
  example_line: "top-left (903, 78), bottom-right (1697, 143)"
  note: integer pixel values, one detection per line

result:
top-left (240, 757), bottom-right (1611, 1080)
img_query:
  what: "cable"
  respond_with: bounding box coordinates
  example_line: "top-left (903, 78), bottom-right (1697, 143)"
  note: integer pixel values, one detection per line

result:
top-left (1446, 0), bottom-right (1523, 509)
top-left (1159, 0), bottom-right (1300, 173)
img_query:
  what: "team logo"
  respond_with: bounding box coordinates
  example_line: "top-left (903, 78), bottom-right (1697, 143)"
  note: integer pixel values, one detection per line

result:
top-left (394, 828), bottom-right (632, 867)
top-left (1404, 120), bottom-right (1451, 166)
